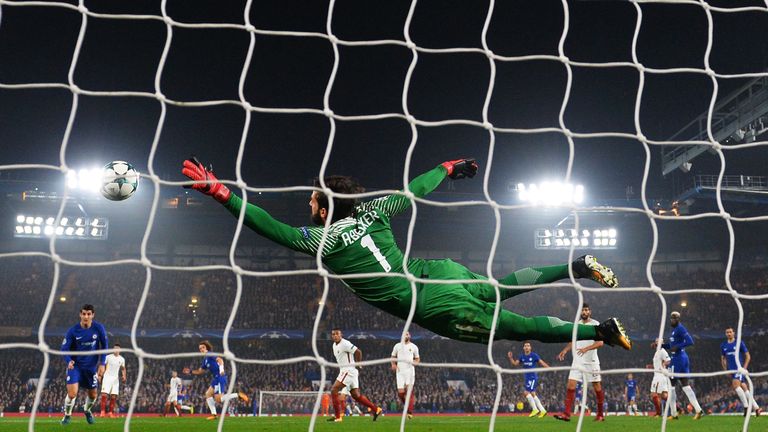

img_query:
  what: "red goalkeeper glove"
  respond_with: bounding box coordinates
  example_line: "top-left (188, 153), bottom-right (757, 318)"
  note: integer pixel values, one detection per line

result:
top-left (181, 157), bottom-right (232, 204)
top-left (441, 158), bottom-right (478, 179)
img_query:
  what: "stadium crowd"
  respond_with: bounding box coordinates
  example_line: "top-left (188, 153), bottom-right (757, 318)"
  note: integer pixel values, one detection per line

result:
top-left (1, 257), bottom-right (767, 416)
top-left (0, 337), bottom-right (766, 416)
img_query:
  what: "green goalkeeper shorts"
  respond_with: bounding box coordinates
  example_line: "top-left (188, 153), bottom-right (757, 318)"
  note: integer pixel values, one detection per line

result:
top-left (414, 259), bottom-right (507, 343)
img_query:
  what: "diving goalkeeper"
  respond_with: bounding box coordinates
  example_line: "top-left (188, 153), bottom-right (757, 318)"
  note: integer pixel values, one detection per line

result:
top-left (182, 157), bottom-right (631, 349)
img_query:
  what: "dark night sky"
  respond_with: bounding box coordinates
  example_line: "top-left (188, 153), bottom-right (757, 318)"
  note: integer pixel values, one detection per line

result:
top-left (0, 0), bottom-right (766, 203)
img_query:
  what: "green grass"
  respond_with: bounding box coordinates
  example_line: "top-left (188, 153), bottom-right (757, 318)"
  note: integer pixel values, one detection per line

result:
top-left (0, 414), bottom-right (762, 432)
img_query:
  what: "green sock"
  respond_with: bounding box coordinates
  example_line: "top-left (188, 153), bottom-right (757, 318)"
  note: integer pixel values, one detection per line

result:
top-left (496, 312), bottom-right (597, 342)
top-left (495, 264), bottom-right (570, 301)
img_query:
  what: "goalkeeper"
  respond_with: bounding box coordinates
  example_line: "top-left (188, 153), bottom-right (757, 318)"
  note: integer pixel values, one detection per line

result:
top-left (182, 157), bottom-right (631, 349)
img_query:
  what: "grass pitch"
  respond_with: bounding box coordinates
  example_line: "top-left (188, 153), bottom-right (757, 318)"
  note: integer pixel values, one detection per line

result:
top-left (0, 414), bottom-right (761, 431)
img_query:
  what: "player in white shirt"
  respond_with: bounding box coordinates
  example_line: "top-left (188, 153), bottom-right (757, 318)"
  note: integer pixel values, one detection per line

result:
top-left (555, 305), bottom-right (606, 422)
top-left (163, 371), bottom-right (184, 416)
top-left (327, 328), bottom-right (382, 423)
top-left (391, 331), bottom-right (420, 419)
top-left (646, 339), bottom-right (672, 417)
top-left (99, 343), bottom-right (126, 418)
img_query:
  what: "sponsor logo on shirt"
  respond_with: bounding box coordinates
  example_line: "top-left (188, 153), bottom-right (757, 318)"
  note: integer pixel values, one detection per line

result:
top-left (300, 227), bottom-right (310, 239)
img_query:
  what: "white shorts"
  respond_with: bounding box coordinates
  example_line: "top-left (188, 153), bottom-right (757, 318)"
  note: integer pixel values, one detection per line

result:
top-left (336, 369), bottom-right (359, 390)
top-left (651, 375), bottom-right (670, 394)
top-left (396, 370), bottom-right (415, 389)
top-left (101, 376), bottom-right (120, 395)
top-left (568, 363), bottom-right (601, 383)
top-left (166, 392), bottom-right (178, 403)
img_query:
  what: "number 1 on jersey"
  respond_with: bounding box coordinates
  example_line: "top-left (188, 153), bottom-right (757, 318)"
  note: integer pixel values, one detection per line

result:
top-left (360, 234), bottom-right (392, 272)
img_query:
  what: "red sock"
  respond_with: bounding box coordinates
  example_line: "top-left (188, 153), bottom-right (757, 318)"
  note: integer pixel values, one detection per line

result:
top-left (564, 388), bottom-right (576, 416)
top-left (353, 394), bottom-right (377, 412)
top-left (164, 402), bottom-right (169, 415)
top-left (340, 398), bottom-right (346, 414)
top-left (109, 398), bottom-right (116, 414)
top-left (332, 395), bottom-right (342, 419)
top-left (398, 391), bottom-right (405, 404)
top-left (596, 389), bottom-right (605, 416)
top-left (407, 392), bottom-right (415, 413)
top-left (100, 394), bottom-right (107, 412)
top-left (652, 394), bottom-right (661, 416)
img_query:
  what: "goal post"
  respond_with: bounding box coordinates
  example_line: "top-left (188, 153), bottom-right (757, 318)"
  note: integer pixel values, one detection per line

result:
top-left (258, 391), bottom-right (325, 417)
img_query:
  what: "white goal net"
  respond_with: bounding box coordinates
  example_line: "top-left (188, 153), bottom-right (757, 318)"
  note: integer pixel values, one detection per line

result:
top-left (1, 1), bottom-right (767, 432)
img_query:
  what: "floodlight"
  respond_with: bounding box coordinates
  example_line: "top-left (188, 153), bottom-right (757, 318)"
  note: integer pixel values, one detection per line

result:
top-left (593, 230), bottom-right (601, 237)
top-left (46, 217), bottom-right (55, 225)
top-left (24, 226), bottom-right (32, 234)
top-left (608, 229), bottom-right (617, 238)
top-left (65, 227), bottom-right (74, 235)
top-left (25, 216), bottom-right (33, 225)
top-left (15, 226), bottom-right (23, 234)
top-left (609, 238), bottom-right (616, 246)
top-left (75, 227), bottom-right (85, 236)
top-left (55, 227), bottom-right (64, 235)
top-left (16, 215), bottom-right (25, 223)
top-left (593, 239), bottom-right (600, 246)
top-left (582, 230), bottom-right (590, 237)
top-left (44, 226), bottom-right (54, 236)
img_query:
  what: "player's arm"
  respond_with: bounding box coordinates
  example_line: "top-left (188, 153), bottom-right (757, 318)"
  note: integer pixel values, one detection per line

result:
top-left (97, 325), bottom-right (108, 378)
top-left (357, 159), bottom-right (478, 218)
top-left (190, 367), bottom-right (206, 375)
top-left (576, 341), bottom-right (604, 356)
top-left (121, 363), bottom-right (127, 382)
top-left (742, 343), bottom-right (751, 370)
top-left (557, 343), bottom-right (572, 361)
top-left (182, 158), bottom-right (324, 256)
top-left (61, 329), bottom-right (75, 369)
top-left (390, 355), bottom-right (398, 371)
top-left (506, 351), bottom-right (520, 367)
top-left (354, 349), bottom-right (363, 369)
top-left (537, 359), bottom-right (550, 368)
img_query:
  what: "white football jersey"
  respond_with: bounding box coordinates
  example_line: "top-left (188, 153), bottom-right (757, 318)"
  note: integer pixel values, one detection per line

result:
top-left (573, 318), bottom-right (600, 364)
top-left (103, 354), bottom-right (125, 379)
top-left (652, 348), bottom-right (671, 379)
top-left (333, 338), bottom-right (357, 372)
top-left (391, 341), bottom-right (420, 372)
top-left (169, 376), bottom-right (182, 394)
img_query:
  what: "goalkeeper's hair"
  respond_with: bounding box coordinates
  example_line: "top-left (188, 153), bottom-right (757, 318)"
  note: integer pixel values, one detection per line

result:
top-left (313, 176), bottom-right (365, 223)
top-left (199, 340), bottom-right (213, 351)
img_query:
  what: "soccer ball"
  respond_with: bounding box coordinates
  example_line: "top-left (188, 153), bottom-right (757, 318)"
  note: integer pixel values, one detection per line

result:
top-left (100, 161), bottom-right (139, 201)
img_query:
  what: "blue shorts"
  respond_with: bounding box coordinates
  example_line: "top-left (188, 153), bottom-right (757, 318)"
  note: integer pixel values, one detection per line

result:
top-left (523, 375), bottom-right (538, 392)
top-left (210, 376), bottom-right (228, 394)
top-left (732, 372), bottom-right (746, 382)
top-left (627, 395), bottom-right (636, 402)
top-left (66, 365), bottom-right (99, 389)
top-left (669, 355), bottom-right (690, 377)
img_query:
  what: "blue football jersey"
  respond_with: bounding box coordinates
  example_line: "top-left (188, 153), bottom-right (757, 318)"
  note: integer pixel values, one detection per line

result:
top-left (201, 355), bottom-right (224, 379)
top-left (721, 340), bottom-right (748, 371)
top-left (61, 321), bottom-right (108, 368)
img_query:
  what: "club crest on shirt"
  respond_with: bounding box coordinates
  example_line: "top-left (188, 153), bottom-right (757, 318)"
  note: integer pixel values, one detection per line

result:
top-left (92, 334), bottom-right (97, 339)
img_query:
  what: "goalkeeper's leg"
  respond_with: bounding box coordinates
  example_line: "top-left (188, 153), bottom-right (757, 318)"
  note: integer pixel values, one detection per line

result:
top-left (417, 290), bottom-right (630, 348)
top-left (424, 256), bottom-right (618, 304)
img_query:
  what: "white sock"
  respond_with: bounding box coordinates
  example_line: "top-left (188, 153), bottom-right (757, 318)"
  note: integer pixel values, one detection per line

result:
top-left (668, 388), bottom-right (678, 416)
top-left (64, 395), bottom-right (76, 416)
top-left (222, 393), bottom-right (239, 402)
top-left (526, 394), bottom-right (537, 411)
top-left (83, 396), bottom-right (94, 413)
top-left (206, 396), bottom-right (217, 415)
top-left (682, 385), bottom-right (702, 413)
top-left (735, 387), bottom-right (749, 407)
top-left (745, 390), bottom-right (760, 410)
top-left (534, 395), bottom-right (546, 412)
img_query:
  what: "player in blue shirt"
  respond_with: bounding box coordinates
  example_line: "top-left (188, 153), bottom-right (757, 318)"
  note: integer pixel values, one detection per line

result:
top-left (720, 327), bottom-right (762, 416)
top-left (655, 311), bottom-right (702, 420)
top-left (60, 304), bottom-right (109, 425)
top-left (508, 342), bottom-right (550, 418)
top-left (191, 340), bottom-right (249, 420)
top-left (624, 374), bottom-right (638, 416)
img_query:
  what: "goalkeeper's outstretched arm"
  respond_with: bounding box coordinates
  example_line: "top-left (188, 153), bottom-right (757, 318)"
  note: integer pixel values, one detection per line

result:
top-left (357, 158), bottom-right (478, 218)
top-left (182, 157), bottom-right (329, 256)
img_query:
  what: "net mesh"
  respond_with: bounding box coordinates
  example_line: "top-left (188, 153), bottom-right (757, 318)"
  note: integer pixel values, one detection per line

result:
top-left (0, 1), bottom-right (767, 431)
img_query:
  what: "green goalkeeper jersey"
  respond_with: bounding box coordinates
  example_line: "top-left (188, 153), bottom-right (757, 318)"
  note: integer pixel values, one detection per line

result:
top-left (223, 165), bottom-right (449, 318)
